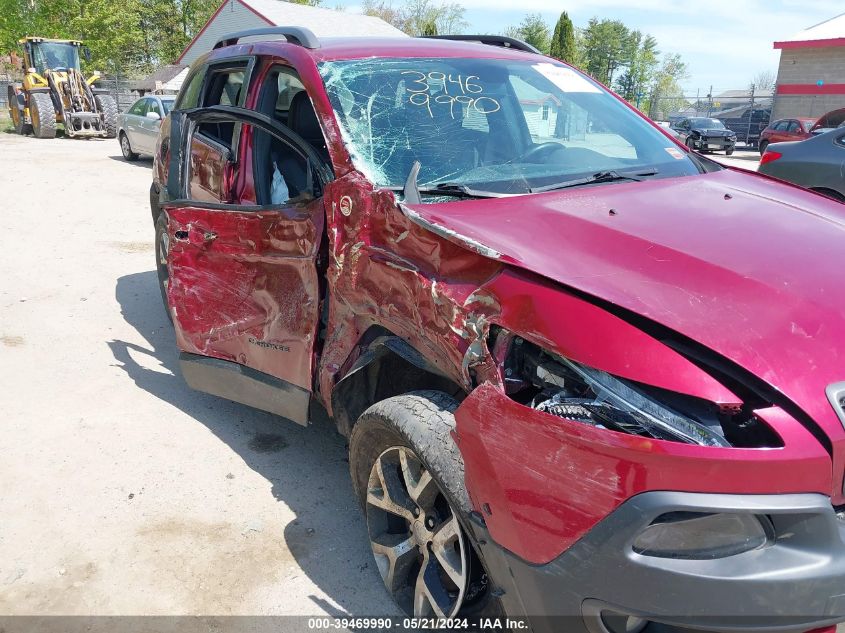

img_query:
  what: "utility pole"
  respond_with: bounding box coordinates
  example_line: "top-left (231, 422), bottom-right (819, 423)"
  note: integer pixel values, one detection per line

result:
top-left (707, 85), bottom-right (713, 117)
top-left (695, 88), bottom-right (700, 115)
top-left (746, 83), bottom-right (755, 147)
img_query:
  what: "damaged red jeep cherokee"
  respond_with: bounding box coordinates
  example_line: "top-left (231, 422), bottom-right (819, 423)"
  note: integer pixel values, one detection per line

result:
top-left (150, 27), bottom-right (845, 633)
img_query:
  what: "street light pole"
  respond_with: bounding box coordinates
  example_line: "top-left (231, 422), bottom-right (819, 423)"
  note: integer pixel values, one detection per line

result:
top-left (746, 83), bottom-right (755, 147)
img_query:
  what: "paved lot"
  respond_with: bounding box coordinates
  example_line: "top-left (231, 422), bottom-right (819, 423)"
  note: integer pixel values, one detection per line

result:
top-left (711, 146), bottom-right (761, 171)
top-left (0, 132), bottom-right (392, 620)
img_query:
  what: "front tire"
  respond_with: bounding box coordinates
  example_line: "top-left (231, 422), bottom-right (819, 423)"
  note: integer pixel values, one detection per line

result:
top-left (11, 105), bottom-right (25, 134)
top-left (120, 132), bottom-right (138, 161)
top-left (349, 392), bottom-right (500, 619)
top-left (95, 94), bottom-right (118, 138)
top-left (154, 213), bottom-right (172, 323)
top-left (725, 147), bottom-right (734, 156)
top-left (8, 85), bottom-right (30, 135)
top-left (30, 92), bottom-right (56, 139)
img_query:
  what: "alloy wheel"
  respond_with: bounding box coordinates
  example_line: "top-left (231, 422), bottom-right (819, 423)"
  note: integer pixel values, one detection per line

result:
top-left (365, 445), bottom-right (467, 617)
top-left (121, 135), bottom-right (132, 158)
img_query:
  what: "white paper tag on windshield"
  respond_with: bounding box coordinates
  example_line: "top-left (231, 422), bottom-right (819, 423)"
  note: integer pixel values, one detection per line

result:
top-left (533, 63), bottom-right (601, 93)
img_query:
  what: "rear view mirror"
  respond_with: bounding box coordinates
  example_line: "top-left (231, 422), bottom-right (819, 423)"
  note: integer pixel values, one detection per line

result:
top-left (146, 111), bottom-right (161, 121)
top-left (83, 47), bottom-right (92, 62)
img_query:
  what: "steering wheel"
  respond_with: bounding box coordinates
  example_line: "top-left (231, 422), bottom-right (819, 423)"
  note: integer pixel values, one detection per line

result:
top-left (519, 141), bottom-right (565, 162)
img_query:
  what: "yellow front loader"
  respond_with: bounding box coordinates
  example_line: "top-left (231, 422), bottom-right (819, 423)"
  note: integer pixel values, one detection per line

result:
top-left (7, 37), bottom-right (117, 139)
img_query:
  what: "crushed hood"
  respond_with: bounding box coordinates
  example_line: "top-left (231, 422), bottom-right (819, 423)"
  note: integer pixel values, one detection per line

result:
top-left (406, 169), bottom-right (845, 443)
top-left (694, 127), bottom-right (733, 136)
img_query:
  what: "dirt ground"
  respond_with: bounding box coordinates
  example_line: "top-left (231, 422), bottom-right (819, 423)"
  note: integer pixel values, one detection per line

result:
top-left (0, 132), bottom-right (395, 621)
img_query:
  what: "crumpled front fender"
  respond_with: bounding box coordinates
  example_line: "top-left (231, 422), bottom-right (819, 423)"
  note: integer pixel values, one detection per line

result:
top-left (454, 383), bottom-right (831, 565)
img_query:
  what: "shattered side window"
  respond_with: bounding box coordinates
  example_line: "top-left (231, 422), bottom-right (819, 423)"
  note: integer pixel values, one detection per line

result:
top-left (318, 57), bottom-right (701, 197)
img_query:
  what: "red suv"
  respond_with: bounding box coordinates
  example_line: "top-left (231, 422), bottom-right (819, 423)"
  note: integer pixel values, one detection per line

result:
top-left (758, 117), bottom-right (816, 154)
top-left (151, 28), bottom-right (845, 633)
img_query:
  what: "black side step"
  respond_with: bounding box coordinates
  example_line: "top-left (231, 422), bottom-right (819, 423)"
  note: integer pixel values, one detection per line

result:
top-left (179, 352), bottom-right (309, 425)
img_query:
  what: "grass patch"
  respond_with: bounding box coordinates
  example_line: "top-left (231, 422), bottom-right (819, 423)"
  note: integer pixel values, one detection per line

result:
top-left (0, 115), bottom-right (15, 134)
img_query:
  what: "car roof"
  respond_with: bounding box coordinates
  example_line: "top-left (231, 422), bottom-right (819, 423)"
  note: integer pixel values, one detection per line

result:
top-left (208, 36), bottom-right (544, 64)
top-left (310, 37), bottom-right (541, 62)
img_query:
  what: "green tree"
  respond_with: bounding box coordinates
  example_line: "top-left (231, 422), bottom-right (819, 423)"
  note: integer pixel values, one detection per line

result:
top-left (505, 12), bottom-right (550, 54)
top-left (615, 32), bottom-right (658, 107)
top-left (579, 18), bottom-right (628, 85)
top-left (549, 11), bottom-right (576, 64)
top-left (362, 0), bottom-right (465, 36)
top-left (645, 53), bottom-right (688, 119)
top-left (0, 0), bottom-right (220, 73)
top-left (420, 19), bottom-right (437, 36)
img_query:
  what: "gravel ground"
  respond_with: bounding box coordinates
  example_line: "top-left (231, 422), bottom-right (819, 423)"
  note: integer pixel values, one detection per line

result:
top-left (0, 132), bottom-right (393, 622)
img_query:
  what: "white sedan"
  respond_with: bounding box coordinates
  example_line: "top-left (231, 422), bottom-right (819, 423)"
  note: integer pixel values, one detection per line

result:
top-left (117, 95), bottom-right (174, 160)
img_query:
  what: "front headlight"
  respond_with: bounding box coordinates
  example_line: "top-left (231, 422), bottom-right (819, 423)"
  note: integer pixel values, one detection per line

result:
top-left (632, 512), bottom-right (772, 559)
top-left (502, 336), bottom-right (780, 448)
top-left (545, 356), bottom-right (730, 446)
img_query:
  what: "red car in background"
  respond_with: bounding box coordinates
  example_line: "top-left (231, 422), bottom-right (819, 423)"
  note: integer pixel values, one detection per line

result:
top-left (758, 117), bottom-right (816, 154)
top-left (810, 107), bottom-right (845, 135)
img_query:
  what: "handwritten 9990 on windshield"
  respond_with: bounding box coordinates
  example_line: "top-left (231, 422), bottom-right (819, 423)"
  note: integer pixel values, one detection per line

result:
top-left (401, 70), bottom-right (501, 118)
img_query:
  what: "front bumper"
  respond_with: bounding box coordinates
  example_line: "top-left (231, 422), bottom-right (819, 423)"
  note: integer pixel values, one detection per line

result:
top-left (469, 491), bottom-right (845, 633)
top-left (64, 111), bottom-right (107, 137)
top-left (690, 136), bottom-right (736, 151)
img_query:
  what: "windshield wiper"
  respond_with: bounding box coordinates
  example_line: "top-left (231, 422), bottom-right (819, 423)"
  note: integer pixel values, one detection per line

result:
top-left (419, 182), bottom-right (504, 198)
top-left (399, 161), bottom-right (504, 201)
top-left (530, 169), bottom-right (658, 194)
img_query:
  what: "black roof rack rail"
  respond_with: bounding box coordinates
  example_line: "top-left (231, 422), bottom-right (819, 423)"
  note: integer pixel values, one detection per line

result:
top-left (420, 34), bottom-right (540, 54)
top-left (214, 26), bottom-right (320, 51)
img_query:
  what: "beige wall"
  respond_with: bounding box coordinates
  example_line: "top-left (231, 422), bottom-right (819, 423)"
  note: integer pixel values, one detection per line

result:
top-left (772, 46), bottom-right (845, 119)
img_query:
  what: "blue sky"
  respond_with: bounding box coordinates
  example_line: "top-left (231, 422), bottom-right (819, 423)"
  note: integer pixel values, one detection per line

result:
top-left (337, 0), bottom-right (844, 95)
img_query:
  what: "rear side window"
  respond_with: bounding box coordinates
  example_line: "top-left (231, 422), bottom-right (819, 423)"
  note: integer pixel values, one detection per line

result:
top-left (204, 69), bottom-right (246, 107)
top-left (198, 67), bottom-right (247, 148)
top-left (176, 66), bottom-right (207, 110)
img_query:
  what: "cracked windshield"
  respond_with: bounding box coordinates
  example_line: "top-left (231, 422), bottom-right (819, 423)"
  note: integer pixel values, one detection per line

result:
top-left (320, 57), bottom-right (701, 199)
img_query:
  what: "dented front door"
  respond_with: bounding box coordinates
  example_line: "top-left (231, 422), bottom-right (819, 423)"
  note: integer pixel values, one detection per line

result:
top-left (163, 107), bottom-right (330, 420)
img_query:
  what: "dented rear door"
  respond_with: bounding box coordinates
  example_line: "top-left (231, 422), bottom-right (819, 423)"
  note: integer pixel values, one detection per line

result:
top-left (163, 107), bottom-right (331, 421)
